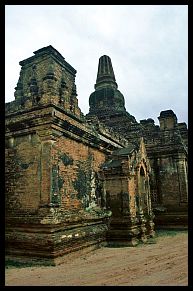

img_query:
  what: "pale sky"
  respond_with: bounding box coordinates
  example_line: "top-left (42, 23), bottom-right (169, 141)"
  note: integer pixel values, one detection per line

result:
top-left (5, 5), bottom-right (188, 126)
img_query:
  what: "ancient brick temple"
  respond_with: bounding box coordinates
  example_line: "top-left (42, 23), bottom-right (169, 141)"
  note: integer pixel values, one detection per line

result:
top-left (5, 46), bottom-right (188, 265)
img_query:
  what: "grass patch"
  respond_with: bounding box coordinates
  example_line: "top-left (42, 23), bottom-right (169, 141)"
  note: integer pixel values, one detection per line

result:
top-left (5, 259), bottom-right (53, 269)
top-left (155, 229), bottom-right (188, 238)
top-left (5, 259), bottom-right (34, 269)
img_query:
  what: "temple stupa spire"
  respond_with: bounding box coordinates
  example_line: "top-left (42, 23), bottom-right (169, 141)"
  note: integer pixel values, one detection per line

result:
top-left (95, 55), bottom-right (118, 90)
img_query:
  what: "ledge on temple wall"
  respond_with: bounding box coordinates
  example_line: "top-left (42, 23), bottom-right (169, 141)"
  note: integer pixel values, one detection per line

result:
top-left (85, 115), bottom-right (129, 147)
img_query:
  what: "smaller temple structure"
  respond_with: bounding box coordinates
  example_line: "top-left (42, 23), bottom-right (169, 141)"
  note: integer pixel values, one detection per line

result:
top-left (102, 138), bottom-right (155, 246)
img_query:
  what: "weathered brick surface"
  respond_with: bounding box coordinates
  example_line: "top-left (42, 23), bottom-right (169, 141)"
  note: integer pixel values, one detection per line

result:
top-left (5, 133), bottom-right (41, 215)
top-left (5, 104), bottom-right (114, 263)
top-left (50, 135), bottom-right (107, 211)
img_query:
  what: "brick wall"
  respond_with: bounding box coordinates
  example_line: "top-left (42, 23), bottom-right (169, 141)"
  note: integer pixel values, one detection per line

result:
top-left (5, 133), bottom-right (41, 216)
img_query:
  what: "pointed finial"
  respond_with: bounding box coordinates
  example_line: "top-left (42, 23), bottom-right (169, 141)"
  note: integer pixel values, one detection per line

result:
top-left (95, 55), bottom-right (118, 90)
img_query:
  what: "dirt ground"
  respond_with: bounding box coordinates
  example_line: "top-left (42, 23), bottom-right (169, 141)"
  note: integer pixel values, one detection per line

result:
top-left (5, 230), bottom-right (188, 286)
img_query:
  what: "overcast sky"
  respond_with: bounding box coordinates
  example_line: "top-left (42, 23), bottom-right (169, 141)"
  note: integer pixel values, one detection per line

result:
top-left (5, 5), bottom-right (188, 126)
